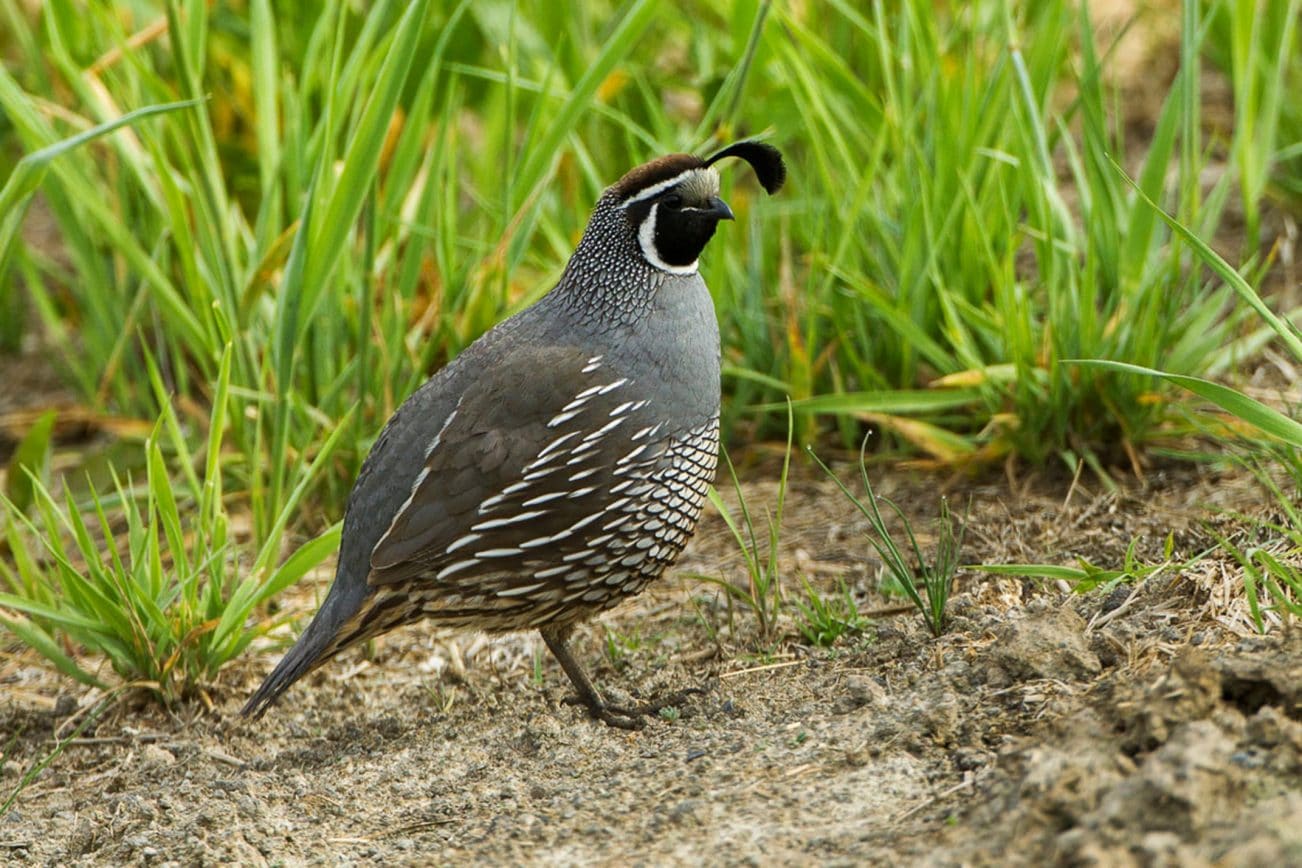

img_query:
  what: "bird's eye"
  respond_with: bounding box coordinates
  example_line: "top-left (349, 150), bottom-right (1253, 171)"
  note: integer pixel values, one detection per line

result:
top-left (663, 193), bottom-right (684, 209)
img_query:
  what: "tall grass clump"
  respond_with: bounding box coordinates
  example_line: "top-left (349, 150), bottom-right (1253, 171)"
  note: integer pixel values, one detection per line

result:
top-left (1072, 182), bottom-right (1302, 631)
top-left (751, 0), bottom-right (1298, 470)
top-left (0, 348), bottom-right (340, 702)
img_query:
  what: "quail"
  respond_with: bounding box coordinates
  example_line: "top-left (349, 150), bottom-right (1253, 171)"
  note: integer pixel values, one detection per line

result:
top-left (242, 141), bottom-right (785, 729)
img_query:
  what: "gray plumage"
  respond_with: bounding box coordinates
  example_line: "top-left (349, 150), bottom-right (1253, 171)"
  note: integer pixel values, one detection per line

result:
top-left (243, 142), bottom-right (785, 727)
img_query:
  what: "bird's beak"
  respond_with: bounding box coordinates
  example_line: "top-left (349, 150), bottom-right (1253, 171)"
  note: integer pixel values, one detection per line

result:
top-left (707, 196), bottom-right (735, 221)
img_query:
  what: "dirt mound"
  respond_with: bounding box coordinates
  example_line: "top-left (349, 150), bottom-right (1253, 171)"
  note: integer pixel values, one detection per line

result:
top-left (940, 633), bottom-right (1302, 866)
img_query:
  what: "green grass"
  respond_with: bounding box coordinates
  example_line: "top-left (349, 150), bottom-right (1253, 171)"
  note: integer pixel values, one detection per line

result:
top-left (0, 347), bottom-right (340, 703)
top-left (974, 533), bottom-right (1190, 595)
top-left (1212, 463), bottom-right (1302, 632)
top-left (698, 437), bottom-right (792, 643)
top-left (983, 158), bottom-right (1302, 628)
top-left (1, 1), bottom-right (1297, 492)
top-left (794, 578), bottom-right (868, 647)
top-left (809, 439), bottom-right (964, 637)
top-left (696, 400), bottom-right (795, 643)
top-left (603, 625), bottom-right (645, 670)
top-left (1, 0), bottom-right (1300, 688)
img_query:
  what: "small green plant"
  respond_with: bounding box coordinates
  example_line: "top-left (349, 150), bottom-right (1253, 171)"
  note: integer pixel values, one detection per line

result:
top-left (0, 347), bottom-right (341, 704)
top-left (658, 706), bottom-right (681, 723)
top-left (427, 683), bottom-right (458, 715)
top-left (974, 533), bottom-right (1188, 594)
top-left (1219, 533), bottom-right (1302, 632)
top-left (1212, 455), bottom-right (1302, 632)
top-left (531, 645), bottom-right (546, 690)
top-left (603, 626), bottom-right (643, 670)
top-left (808, 439), bottom-right (964, 637)
top-left (697, 403), bottom-right (794, 642)
top-left (689, 594), bottom-right (723, 648)
top-left (794, 579), bottom-right (868, 647)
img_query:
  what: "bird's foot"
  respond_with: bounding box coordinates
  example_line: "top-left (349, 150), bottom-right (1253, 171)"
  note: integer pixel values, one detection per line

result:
top-left (564, 683), bottom-right (712, 729)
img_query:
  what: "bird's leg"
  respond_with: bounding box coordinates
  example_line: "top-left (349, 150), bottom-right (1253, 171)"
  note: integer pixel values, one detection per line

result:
top-left (540, 625), bottom-right (643, 730)
top-left (540, 626), bottom-right (712, 729)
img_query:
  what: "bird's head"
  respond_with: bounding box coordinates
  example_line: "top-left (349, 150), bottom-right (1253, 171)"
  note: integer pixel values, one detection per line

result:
top-left (602, 141), bottom-right (786, 275)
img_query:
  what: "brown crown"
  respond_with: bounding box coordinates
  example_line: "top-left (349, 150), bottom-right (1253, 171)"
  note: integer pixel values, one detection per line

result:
top-left (609, 153), bottom-right (706, 200)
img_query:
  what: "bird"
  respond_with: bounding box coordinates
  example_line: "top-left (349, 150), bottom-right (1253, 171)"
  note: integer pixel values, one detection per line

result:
top-left (242, 140), bottom-right (785, 729)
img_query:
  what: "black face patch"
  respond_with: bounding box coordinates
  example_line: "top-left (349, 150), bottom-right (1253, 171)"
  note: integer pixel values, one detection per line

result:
top-left (625, 186), bottom-right (729, 269)
top-left (652, 200), bottom-right (722, 267)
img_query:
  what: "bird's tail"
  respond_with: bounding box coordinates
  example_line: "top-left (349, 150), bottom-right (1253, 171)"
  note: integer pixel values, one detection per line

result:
top-left (241, 577), bottom-right (369, 719)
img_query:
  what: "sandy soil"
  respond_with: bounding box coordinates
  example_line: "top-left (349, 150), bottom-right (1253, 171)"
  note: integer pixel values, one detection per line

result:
top-left (3, 453), bottom-right (1299, 866)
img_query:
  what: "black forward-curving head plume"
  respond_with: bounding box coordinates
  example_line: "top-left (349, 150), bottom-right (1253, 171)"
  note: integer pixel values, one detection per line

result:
top-left (704, 140), bottom-right (786, 195)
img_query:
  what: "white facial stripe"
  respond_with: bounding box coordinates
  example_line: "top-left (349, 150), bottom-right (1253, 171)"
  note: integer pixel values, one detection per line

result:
top-left (637, 202), bottom-right (699, 275)
top-left (619, 169), bottom-right (699, 207)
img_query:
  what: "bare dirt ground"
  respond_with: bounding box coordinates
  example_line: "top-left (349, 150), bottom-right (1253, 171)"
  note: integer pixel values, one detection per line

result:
top-left (3, 434), bottom-right (1300, 865)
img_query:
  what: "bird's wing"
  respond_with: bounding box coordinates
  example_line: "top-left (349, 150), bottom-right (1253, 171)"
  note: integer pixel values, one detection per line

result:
top-left (364, 342), bottom-right (666, 588)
